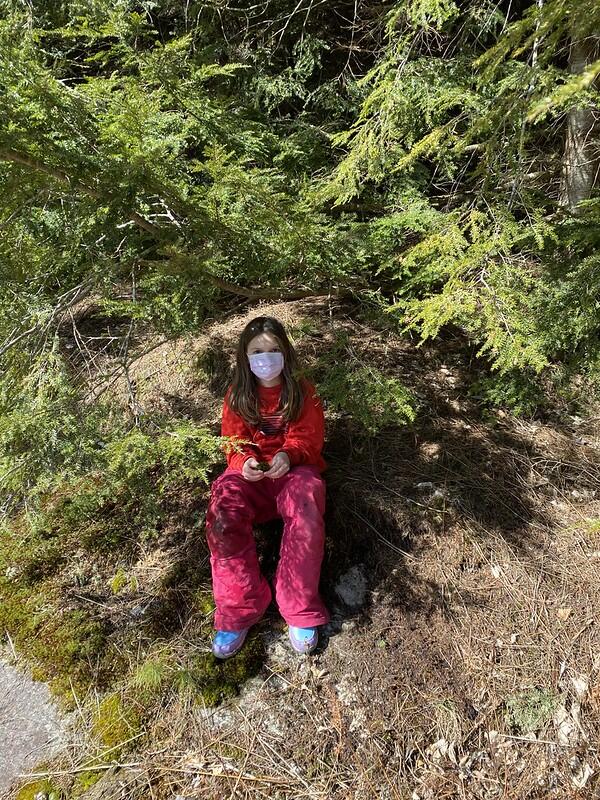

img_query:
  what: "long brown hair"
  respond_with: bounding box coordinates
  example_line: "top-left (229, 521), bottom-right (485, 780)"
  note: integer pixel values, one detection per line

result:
top-left (227, 317), bottom-right (304, 425)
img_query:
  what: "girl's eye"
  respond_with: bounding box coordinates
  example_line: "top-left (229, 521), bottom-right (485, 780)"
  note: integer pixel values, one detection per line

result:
top-left (250, 348), bottom-right (279, 354)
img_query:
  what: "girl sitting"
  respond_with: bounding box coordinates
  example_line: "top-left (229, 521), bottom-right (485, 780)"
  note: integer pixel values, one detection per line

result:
top-left (205, 316), bottom-right (329, 658)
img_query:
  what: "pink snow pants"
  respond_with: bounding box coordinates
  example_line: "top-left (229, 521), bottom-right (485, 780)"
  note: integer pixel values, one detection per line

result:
top-left (205, 465), bottom-right (330, 631)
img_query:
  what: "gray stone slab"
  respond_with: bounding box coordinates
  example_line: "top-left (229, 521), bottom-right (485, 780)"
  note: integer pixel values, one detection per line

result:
top-left (0, 658), bottom-right (67, 795)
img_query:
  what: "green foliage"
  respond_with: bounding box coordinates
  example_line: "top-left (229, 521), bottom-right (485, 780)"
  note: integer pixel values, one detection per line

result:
top-left (0, 344), bottom-right (116, 513)
top-left (252, 34), bottom-right (329, 114)
top-left (320, 365), bottom-right (417, 435)
top-left (130, 655), bottom-right (171, 693)
top-left (0, 549), bottom-right (113, 697)
top-left (316, 0), bottom-right (600, 396)
top-left (127, 624), bottom-right (262, 706)
top-left (0, 346), bottom-right (224, 698)
top-left (71, 770), bottom-right (102, 795)
top-left (469, 371), bottom-right (545, 418)
top-left (505, 687), bottom-right (558, 734)
top-left (88, 419), bottom-right (223, 549)
top-left (1, 0), bottom-right (598, 409)
top-left (1, 363), bottom-right (224, 549)
top-left (310, 333), bottom-right (417, 435)
top-left (194, 590), bottom-right (216, 617)
top-left (0, 0), bottom-right (599, 785)
top-left (109, 567), bottom-right (129, 594)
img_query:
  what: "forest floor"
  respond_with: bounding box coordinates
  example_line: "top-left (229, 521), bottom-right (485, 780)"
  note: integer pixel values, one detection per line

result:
top-left (6, 297), bottom-right (600, 799)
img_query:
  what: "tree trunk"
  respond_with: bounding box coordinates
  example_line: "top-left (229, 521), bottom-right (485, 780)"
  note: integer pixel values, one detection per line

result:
top-left (559, 32), bottom-right (600, 212)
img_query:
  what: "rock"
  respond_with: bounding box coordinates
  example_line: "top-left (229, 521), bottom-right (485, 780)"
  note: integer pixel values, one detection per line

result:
top-left (571, 673), bottom-right (589, 701)
top-left (335, 673), bottom-right (369, 740)
top-left (553, 704), bottom-right (580, 747)
top-left (77, 767), bottom-right (145, 799)
top-left (334, 565), bottom-right (368, 609)
top-left (570, 757), bottom-right (594, 789)
top-left (0, 657), bottom-right (68, 794)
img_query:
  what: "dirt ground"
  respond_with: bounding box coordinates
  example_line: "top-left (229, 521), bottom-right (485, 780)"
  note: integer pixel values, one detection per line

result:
top-left (14, 297), bottom-right (600, 799)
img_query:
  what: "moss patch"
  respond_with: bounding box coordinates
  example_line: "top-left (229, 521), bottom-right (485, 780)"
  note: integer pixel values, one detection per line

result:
top-left (187, 634), bottom-right (265, 706)
top-left (92, 692), bottom-right (143, 751)
top-left (71, 770), bottom-right (102, 795)
top-left (0, 568), bottom-right (115, 700)
top-left (15, 779), bottom-right (63, 800)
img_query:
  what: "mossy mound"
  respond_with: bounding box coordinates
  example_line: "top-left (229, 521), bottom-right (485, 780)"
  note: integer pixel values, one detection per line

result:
top-left (15, 779), bottom-right (63, 800)
top-left (187, 634), bottom-right (266, 706)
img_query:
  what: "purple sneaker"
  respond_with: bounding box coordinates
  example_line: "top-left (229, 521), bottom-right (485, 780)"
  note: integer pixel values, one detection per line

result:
top-left (212, 628), bottom-right (249, 659)
top-left (288, 625), bottom-right (318, 654)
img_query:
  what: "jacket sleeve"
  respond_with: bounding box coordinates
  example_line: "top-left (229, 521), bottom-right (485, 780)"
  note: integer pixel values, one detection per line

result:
top-left (221, 390), bottom-right (256, 471)
top-left (279, 383), bottom-right (324, 467)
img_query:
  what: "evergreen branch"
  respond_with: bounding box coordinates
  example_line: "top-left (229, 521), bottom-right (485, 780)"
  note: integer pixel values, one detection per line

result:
top-left (135, 260), bottom-right (346, 301)
top-left (1, 148), bottom-right (341, 320)
top-left (0, 148), bottom-right (159, 235)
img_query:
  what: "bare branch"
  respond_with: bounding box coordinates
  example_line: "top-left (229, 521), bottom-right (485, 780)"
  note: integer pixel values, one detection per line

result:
top-left (0, 280), bottom-right (95, 359)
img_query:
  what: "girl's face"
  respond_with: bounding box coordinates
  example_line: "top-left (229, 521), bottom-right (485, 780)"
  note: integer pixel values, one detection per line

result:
top-left (246, 332), bottom-right (283, 386)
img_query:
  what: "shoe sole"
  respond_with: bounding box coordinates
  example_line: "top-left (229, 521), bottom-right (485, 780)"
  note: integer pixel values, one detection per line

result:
top-left (288, 632), bottom-right (318, 655)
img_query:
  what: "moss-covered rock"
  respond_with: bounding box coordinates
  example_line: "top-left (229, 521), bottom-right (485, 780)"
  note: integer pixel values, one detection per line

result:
top-left (15, 778), bottom-right (63, 800)
top-left (187, 634), bottom-right (265, 706)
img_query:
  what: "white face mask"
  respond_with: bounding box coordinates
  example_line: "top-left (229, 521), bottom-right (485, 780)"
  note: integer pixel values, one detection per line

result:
top-left (248, 352), bottom-right (284, 381)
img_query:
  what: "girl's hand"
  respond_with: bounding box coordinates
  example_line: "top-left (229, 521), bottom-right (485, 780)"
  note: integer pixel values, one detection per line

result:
top-left (264, 451), bottom-right (290, 480)
top-left (242, 458), bottom-right (265, 482)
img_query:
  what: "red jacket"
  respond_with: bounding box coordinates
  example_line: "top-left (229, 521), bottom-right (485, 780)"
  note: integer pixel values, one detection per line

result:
top-left (222, 381), bottom-right (326, 473)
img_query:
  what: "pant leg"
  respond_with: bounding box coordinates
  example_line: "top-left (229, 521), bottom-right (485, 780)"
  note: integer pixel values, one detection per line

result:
top-left (205, 469), bottom-right (275, 631)
top-left (273, 466), bottom-right (330, 627)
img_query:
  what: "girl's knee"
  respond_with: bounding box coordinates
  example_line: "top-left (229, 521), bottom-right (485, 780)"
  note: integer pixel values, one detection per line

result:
top-left (206, 500), bottom-right (254, 558)
top-left (279, 469), bottom-right (325, 515)
top-left (290, 467), bottom-right (325, 494)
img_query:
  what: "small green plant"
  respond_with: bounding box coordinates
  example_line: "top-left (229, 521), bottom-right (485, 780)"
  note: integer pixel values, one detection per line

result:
top-left (318, 364), bottom-right (416, 435)
top-left (130, 654), bottom-right (171, 693)
top-left (72, 770), bottom-right (102, 794)
top-left (109, 567), bottom-right (128, 594)
top-left (194, 590), bottom-right (216, 616)
top-left (505, 687), bottom-right (558, 734)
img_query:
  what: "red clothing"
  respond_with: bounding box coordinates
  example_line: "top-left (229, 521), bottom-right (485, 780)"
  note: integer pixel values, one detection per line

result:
top-left (206, 465), bottom-right (329, 629)
top-left (221, 381), bottom-right (326, 472)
